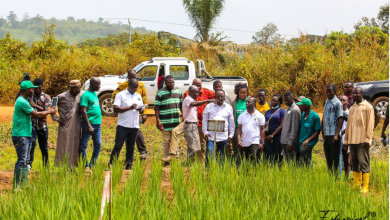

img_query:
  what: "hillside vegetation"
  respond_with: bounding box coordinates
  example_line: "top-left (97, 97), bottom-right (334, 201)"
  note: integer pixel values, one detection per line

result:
top-left (0, 12), bottom-right (153, 45)
top-left (0, 24), bottom-right (388, 107)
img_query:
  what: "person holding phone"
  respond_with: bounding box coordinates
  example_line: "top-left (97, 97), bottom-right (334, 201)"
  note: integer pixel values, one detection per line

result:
top-left (12, 81), bottom-right (55, 191)
top-left (27, 78), bottom-right (51, 170)
top-left (108, 78), bottom-right (144, 170)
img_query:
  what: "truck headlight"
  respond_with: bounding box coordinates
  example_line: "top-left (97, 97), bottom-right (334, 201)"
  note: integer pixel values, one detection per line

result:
top-left (357, 84), bottom-right (373, 91)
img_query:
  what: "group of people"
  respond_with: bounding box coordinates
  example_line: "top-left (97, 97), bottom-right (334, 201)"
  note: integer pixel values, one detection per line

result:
top-left (10, 69), bottom-right (389, 195)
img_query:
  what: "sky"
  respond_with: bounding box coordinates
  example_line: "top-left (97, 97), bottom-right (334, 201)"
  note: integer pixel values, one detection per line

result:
top-left (1, 0), bottom-right (387, 44)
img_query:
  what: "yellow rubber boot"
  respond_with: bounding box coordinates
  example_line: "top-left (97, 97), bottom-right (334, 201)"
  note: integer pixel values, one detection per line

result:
top-left (361, 173), bottom-right (370, 193)
top-left (353, 171), bottom-right (362, 190)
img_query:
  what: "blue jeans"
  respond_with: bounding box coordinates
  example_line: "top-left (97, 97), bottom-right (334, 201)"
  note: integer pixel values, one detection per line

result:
top-left (206, 140), bottom-right (227, 166)
top-left (12, 136), bottom-right (31, 169)
top-left (80, 122), bottom-right (102, 167)
top-left (28, 126), bottom-right (49, 167)
top-left (339, 141), bottom-right (343, 178)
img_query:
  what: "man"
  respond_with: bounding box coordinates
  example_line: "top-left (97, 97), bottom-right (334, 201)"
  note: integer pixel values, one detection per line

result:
top-left (343, 87), bottom-right (375, 193)
top-left (382, 105), bottom-right (389, 141)
top-left (183, 85), bottom-right (214, 163)
top-left (296, 98), bottom-right (321, 166)
top-left (280, 92), bottom-right (301, 162)
top-left (51, 80), bottom-right (83, 168)
top-left (12, 81), bottom-right (55, 191)
top-left (155, 75), bottom-right (183, 163)
top-left (256, 89), bottom-right (271, 115)
top-left (28, 78), bottom-right (51, 169)
top-left (237, 97), bottom-right (265, 163)
top-left (340, 81), bottom-right (354, 109)
top-left (112, 69), bottom-right (148, 159)
top-left (202, 90), bottom-right (235, 165)
top-left (168, 78), bottom-right (214, 162)
top-left (322, 84), bottom-right (344, 176)
top-left (109, 78), bottom-right (144, 170)
top-left (213, 80), bottom-right (232, 105)
top-left (79, 77), bottom-right (102, 169)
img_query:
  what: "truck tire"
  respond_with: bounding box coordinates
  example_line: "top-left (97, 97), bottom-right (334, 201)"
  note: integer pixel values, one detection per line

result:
top-left (99, 93), bottom-right (116, 117)
top-left (373, 96), bottom-right (389, 118)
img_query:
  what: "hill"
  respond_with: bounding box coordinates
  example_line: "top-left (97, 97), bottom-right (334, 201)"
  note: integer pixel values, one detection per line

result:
top-left (0, 12), bottom-right (155, 45)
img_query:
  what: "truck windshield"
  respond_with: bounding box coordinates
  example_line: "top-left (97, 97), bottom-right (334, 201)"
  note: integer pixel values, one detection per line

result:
top-left (121, 63), bottom-right (144, 78)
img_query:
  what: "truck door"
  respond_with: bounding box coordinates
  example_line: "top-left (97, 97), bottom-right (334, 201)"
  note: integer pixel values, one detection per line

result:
top-left (168, 64), bottom-right (191, 95)
top-left (136, 64), bottom-right (159, 104)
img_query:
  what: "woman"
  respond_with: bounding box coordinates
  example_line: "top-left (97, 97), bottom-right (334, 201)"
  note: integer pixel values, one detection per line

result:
top-left (264, 94), bottom-right (285, 165)
top-left (232, 84), bottom-right (249, 165)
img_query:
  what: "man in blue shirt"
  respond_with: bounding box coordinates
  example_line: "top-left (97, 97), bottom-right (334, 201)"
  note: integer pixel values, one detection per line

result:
top-left (296, 98), bottom-right (321, 166)
top-left (322, 84), bottom-right (344, 177)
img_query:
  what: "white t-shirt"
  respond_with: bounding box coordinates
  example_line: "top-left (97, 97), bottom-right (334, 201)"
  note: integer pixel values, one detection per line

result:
top-left (113, 89), bottom-right (143, 128)
top-left (237, 110), bottom-right (265, 147)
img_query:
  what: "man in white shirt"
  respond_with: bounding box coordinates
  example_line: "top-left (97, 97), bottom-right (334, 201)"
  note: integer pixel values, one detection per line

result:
top-left (109, 78), bottom-right (144, 170)
top-left (237, 97), bottom-right (265, 163)
top-left (183, 85), bottom-right (214, 164)
top-left (202, 90), bottom-right (235, 165)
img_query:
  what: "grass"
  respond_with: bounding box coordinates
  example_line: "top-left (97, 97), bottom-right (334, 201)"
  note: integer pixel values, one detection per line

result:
top-left (0, 117), bottom-right (388, 219)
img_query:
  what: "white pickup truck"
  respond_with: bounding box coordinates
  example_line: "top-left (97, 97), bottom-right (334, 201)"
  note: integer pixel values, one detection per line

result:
top-left (82, 57), bottom-right (248, 116)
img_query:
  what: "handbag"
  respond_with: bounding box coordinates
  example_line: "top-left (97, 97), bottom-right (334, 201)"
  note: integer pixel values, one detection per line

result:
top-left (265, 108), bottom-right (280, 133)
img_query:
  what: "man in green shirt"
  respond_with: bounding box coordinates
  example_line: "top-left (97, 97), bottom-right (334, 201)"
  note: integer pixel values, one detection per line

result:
top-left (296, 98), bottom-right (321, 166)
top-left (12, 81), bottom-right (55, 191)
top-left (80, 77), bottom-right (102, 169)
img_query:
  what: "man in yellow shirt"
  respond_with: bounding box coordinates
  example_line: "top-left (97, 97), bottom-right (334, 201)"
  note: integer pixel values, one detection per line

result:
top-left (112, 69), bottom-right (148, 159)
top-left (256, 89), bottom-right (270, 115)
top-left (343, 87), bottom-right (375, 193)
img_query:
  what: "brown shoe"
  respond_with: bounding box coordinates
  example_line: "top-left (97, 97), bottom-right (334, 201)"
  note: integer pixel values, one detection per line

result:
top-left (161, 154), bottom-right (176, 162)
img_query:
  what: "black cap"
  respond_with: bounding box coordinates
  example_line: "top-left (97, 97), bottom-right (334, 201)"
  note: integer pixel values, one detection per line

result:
top-left (33, 78), bottom-right (44, 85)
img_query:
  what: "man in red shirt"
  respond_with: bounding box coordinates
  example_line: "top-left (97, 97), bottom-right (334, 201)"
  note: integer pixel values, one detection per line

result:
top-left (164, 78), bottom-right (215, 163)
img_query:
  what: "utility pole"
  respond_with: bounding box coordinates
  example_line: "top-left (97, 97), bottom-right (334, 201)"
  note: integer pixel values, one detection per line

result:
top-left (128, 18), bottom-right (131, 44)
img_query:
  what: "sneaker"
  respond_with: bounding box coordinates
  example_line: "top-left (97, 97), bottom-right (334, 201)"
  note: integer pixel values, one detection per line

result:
top-left (27, 165), bottom-right (31, 172)
top-left (139, 153), bottom-right (148, 159)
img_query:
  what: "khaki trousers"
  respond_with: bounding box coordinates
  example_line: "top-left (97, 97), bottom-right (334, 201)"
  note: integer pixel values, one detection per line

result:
top-left (184, 123), bottom-right (201, 159)
top-left (169, 122), bottom-right (184, 155)
top-left (162, 131), bottom-right (173, 158)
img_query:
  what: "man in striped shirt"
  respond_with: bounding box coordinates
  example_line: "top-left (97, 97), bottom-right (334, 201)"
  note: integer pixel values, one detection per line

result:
top-left (154, 75), bottom-right (183, 162)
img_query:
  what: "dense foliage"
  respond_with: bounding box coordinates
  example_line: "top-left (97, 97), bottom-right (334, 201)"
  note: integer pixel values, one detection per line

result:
top-left (0, 25), bottom-right (388, 107)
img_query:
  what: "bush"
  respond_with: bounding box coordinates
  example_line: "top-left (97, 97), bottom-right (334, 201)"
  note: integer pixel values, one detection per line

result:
top-left (0, 26), bottom-right (388, 106)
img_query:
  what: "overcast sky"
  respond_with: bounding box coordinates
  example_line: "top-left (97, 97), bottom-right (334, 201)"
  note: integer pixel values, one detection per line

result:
top-left (1, 0), bottom-right (387, 44)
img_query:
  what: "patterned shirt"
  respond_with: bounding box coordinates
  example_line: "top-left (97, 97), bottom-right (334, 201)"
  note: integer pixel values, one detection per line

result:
top-left (183, 87), bottom-right (215, 126)
top-left (323, 96), bottom-right (343, 136)
top-left (154, 87), bottom-right (183, 131)
top-left (31, 92), bottom-right (51, 130)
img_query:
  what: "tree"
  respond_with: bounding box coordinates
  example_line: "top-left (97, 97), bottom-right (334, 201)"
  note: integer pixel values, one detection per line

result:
top-left (252, 22), bottom-right (283, 46)
top-left (182, 0), bottom-right (225, 42)
top-left (377, 3), bottom-right (389, 34)
top-left (98, 17), bottom-right (104, 23)
top-left (7, 11), bottom-right (17, 21)
top-left (354, 17), bottom-right (378, 30)
top-left (0, 18), bottom-right (6, 28)
top-left (67, 16), bottom-right (75, 21)
top-left (354, 3), bottom-right (389, 34)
